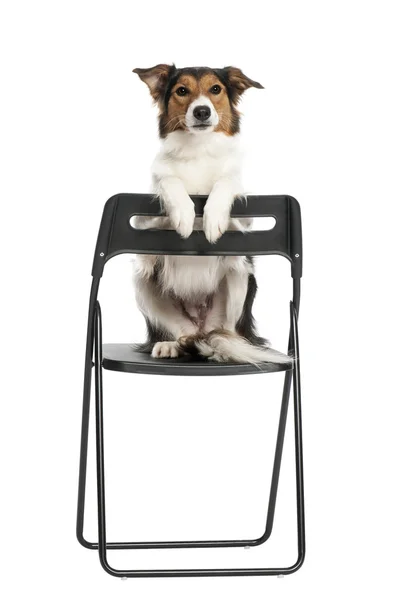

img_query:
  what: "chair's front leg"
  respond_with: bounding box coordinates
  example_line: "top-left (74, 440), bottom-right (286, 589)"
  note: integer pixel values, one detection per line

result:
top-left (291, 302), bottom-right (306, 567)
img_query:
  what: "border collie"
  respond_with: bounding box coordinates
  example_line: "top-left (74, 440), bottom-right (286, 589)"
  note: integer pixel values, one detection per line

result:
top-left (132, 64), bottom-right (290, 365)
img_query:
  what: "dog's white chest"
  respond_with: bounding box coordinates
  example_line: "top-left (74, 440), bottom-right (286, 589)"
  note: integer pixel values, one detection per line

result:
top-left (170, 156), bottom-right (222, 195)
top-left (153, 131), bottom-right (242, 196)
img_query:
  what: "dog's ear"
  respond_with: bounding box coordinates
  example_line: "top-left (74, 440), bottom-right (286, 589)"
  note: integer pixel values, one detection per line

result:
top-left (133, 64), bottom-right (174, 103)
top-left (224, 67), bottom-right (264, 102)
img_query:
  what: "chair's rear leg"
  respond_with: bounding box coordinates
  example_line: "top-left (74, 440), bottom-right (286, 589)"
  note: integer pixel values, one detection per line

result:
top-left (94, 301), bottom-right (110, 567)
top-left (258, 301), bottom-right (305, 558)
top-left (77, 279), bottom-right (99, 549)
top-left (76, 358), bottom-right (94, 548)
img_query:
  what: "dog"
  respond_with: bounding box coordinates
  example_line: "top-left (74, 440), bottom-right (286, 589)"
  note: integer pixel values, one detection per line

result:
top-left (132, 64), bottom-right (290, 365)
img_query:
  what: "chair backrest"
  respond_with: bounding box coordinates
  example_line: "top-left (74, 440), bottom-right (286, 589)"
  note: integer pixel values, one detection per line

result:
top-left (91, 194), bottom-right (302, 279)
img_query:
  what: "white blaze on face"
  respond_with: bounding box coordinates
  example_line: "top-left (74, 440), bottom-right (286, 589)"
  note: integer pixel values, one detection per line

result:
top-left (185, 94), bottom-right (220, 133)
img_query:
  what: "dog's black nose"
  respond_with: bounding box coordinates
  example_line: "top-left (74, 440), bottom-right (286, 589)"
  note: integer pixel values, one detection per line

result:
top-left (193, 105), bottom-right (211, 122)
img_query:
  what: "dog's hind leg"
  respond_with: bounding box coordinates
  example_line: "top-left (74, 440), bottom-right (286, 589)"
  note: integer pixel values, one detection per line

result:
top-left (223, 266), bottom-right (250, 332)
top-left (134, 276), bottom-right (197, 358)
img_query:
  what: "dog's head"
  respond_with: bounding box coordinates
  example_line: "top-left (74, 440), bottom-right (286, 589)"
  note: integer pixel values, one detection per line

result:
top-left (133, 64), bottom-right (263, 138)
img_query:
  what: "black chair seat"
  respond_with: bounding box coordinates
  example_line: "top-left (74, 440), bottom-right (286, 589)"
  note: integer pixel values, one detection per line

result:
top-left (102, 343), bottom-right (293, 376)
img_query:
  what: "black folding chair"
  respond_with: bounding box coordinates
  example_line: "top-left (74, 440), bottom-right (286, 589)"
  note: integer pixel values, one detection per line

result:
top-left (76, 193), bottom-right (305, 578)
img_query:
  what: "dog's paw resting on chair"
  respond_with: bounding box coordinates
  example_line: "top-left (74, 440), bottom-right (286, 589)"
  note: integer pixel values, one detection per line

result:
top-left (203, 200), bottom-right (231, 243)
top-left (167, 198), bottom-right (196, 239)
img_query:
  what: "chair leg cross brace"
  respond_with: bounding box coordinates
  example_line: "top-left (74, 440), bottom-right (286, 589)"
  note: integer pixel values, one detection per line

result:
top-left (76, 290), bottom-right (305, 577)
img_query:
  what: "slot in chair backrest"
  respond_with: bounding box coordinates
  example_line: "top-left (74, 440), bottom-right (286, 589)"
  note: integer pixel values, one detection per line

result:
top-left (91, 194), bottom-right (302, 279)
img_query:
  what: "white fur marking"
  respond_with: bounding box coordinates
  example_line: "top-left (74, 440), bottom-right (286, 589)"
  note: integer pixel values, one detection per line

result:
top-left (185, 94), bottom-right (219, 133)
top-left (152, 341), bottom-right (181, 358)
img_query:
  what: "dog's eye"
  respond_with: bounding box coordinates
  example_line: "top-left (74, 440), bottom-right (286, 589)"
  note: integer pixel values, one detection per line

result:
top-left (210, 85), bottom-right (221, 95)
top-left (176, 86), bottom-right (188, 96)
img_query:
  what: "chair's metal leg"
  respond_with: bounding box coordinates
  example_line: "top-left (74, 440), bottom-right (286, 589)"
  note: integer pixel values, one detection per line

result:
top-left (256, 369), bottom-right (293, 545)
top-left (291, 302), bottom-right (306, 566)
top-left (77, 278), bottom-right (99, 549)
top-left (92, 299), bottom-right (305, 577)
top-left (94, 302), bottom-right (110, 568)
top-left (256, 279), bottom-right (301, 544)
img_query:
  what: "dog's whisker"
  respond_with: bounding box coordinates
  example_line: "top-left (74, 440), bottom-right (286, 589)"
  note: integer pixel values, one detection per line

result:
top-left (165, 113), bottom-right (187, 133)
top-left (166, 113), bottom-right (184, 125)
top-left (171, 117), bottom-right (185, 132)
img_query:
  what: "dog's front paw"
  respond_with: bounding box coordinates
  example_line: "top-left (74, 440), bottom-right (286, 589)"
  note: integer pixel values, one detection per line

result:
top-left (152, 341), bottom-right (181, 358)
top-left (168, 200), bottom-right (195, 239)
top-left (203, 203), bottom-right (230, 243)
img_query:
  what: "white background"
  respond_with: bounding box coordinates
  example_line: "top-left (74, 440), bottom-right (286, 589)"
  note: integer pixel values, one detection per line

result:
top-left (1, 1), bottom-right (407, 598)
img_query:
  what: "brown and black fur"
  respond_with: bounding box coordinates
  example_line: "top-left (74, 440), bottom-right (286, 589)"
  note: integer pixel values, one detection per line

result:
top-left (133, 64), bottom-right (263, 138)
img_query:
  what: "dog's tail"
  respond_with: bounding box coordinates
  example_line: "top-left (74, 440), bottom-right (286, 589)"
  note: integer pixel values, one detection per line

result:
top-left (179, 330), bottom-right (292, 366)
